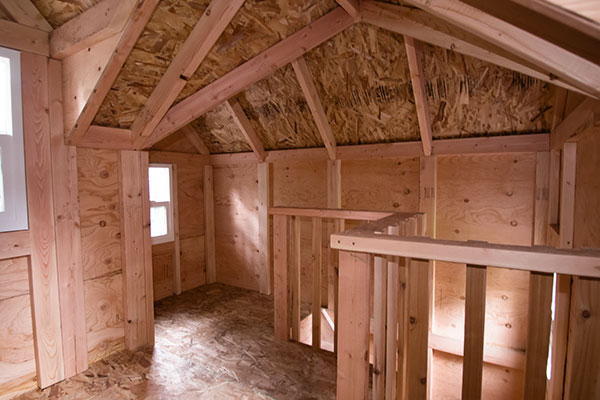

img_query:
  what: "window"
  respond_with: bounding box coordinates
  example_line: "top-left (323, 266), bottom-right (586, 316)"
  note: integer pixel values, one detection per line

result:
top-left (0, 47), bottom-right (27, 232)
top-left (149, 164), bottom-right (174, 244)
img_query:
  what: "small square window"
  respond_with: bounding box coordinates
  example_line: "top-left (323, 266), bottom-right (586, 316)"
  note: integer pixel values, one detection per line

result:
top-left (148, 164), bottom-right (174, 244)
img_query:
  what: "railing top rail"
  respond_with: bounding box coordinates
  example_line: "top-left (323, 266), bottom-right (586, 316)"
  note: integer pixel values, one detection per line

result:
top-left (331, 230), bottom-right (600, 278)
top-left (268, 207), bottom-right (422, 221)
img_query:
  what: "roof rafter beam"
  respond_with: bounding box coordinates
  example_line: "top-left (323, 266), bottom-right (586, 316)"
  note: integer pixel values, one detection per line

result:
top-left (225, 100), bottom-right (267, 162)
top-left (129, 0), bottom-right (246, 148)
top-left (143, 7), bottom-right (354, 149)
top-left (401, 0), bottom-right (600, 97)
top-left (50, 0), bottom-right (139, 60)
top-left (336, 0), bottom-right (360, 19)
top-left (404, 37), bottom-right (432, 156)
top-left (181, 125), bottom-right (211, 155)
top-left (551, 98), bottom-right (600, 150)
top-left (292, 56), bottom-right (337, 160)
top-left (0, 0), bottom-right (52, 32)
top-left (64, 0), bottom-right (159, 145)
top-left (360, 1), bottom-right (584, 95)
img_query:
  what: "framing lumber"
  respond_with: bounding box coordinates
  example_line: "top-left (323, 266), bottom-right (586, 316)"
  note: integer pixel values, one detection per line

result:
top-left (551, 98), bottom-right (600, 150)
top-left (209, 133), bottom-right (549, 165)
top-left (224, 100), bottom-right (267, 161)
top-left (171, 165), bottom-right (182, 295)
top-left (130, 0), bottom-right (245, 146)
top-left (145, 7), bottom-right (354, 147)
top-left (292, 56), bottom-right (337, 160)
top-left (78, 126), bottom-right (134, 150)
top-left (49, 0), bottom-right (138, 59)
top-left (22, 53), bottom-right (65, 388)
top-left (326, 160), bottom-right (341, 312)
top-left (405, 37), bottom-right (433, 156)
top-left (460, 0), bottom-right (600, 66)
top-left (0, 0), bottom-right (51, 31)
top-left (402, 0), bottom-right (600, 97)
top-left (0, 19), bottom-right (48, 56)
top-left (269, 207), bottom-right (395, 221)
top-left (462, 264), bottom-right (487, 400)
top-left (0, 230), bottom-right (31, 260)
top-left (65, 0), bottom-right (159, 145)
top-left (385, 227), bottom-right (400, 399)
top-left (203, 165), bottom-right (216, 284)
top-left (311, 217), bottom-right (322, 349)
top-left (119, 150), bottom-right (154, 350)
top-left (407, 258), bottom-right (430, 400)
top-left (360, 1), bottom-right (583, 94)
top-left (560, 142), bottom-right (577, 249)
top-left (534, 152), bottom-right (550, 245)
top-left (291, 217), bottom-right (302, 341)
top-left (330, 233), bottom-right (600, 278)
top-left (258, 162), bottom-right (272, 294)
top-left (181, 125), bottom-right (210, 155)
top-left (337, 251), bottom-right (371, 400)
top-left (48, 59), bottom-right (88, 378)
top-left (336, 0), bottom-right (360, 19)
top-left (373, 255), bottom-right (387, 400)
top-left (273, 214), bottom-right (290, 340)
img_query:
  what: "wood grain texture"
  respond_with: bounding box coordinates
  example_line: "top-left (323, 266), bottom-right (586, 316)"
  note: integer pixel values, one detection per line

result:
top-left (0, 0), bottom-right (52, 31)
top-left (0, 19), bottom-right (49, 56)
top-left (48, 58), bottom-right (88, 378)
top-left (337, 251), bottom-right (371, 400)
top-left (203, 165), bottom-right (216, 284)
top-left (0, 257), bottom-right (29, 301)
top-left (22, 52), bottom-right (65, 388)
top-left (0, 230), bottom-right (31, 260)
top-left (407, 258), bottom-right (430, 400)
top-left (373, 255), bottom-right (387, 400)
top-left (257, 162), bottom-right (271, 295)
top-left (273, 214), bottom-right (289, 341)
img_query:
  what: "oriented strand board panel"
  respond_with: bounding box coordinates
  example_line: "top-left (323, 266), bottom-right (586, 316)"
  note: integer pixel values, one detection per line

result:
top-left (31, 0), bottom-right (100, 27)
top-left (272, 159), bottom-right (328, 303)
top-left (0, 294), bottom-right (36, 398)
top-left (151, 130), bottom-right (197, 154)
top-left (94, 0), bottom-right (337, 128)
top-left (421, 43), bottom-right (553, 139)
top-left (214, 163), bottom-right (260, 291)
top-left (193, 104), bottom-right (252, 154)
top-left (84, 272), bottom-right (125, 363)
top-left (432, 351), bottom-right (524, 400)
top-left (236, 65), bottom-right (323, 150)
top-left (341, 157), bottom-right (420, 212)
top-left (77, 148), bottom-right (122, 281)
top-left (304, 24), bottom-right (420, 145)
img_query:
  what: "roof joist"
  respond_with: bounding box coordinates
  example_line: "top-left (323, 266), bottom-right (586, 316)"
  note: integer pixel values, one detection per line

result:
top-left (142, 7), bottom-right (355, 149)
top-left (402, 0), bottom-right (600, 97)
top-left (0, 0), bottom-right (51, 32)
top-left (129, 0), bottom-right (246, 149)
top-left (224, 99), bottom-right (267, 161)
top-left (181, 125), bottom-right (211, 156)
top-left (292, 56), bottom-right (337, 160)
top-left (336, 0), bottom-right (360, 19)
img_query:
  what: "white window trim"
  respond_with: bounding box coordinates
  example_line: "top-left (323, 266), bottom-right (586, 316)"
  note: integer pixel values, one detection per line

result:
top-left (0, 46), bottom-right (28, 232)
top-left (149, 163), bottom-right (174, 245)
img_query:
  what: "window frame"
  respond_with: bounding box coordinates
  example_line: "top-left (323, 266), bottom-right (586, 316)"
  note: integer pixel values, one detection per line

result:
top-left (0, 46), bottom-right (28, 233)
top-left (149, 163), bottom-right (175, 245)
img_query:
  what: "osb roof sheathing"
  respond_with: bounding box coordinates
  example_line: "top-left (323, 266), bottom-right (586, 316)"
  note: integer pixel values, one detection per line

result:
top-left (31, 0), bottom-right (101, 28)
top-left (93, 0), bottom-right (337, 129)
top-left (192, 104), bottom-right (252, 154)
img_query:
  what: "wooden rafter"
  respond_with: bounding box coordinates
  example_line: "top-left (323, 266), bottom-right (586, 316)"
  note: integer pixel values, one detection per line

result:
top-left (0, 0), bottom-right (51, 31)
top-left (551, 98), bottom-right (600, 150)
top-left (225, 100), bottom-right (267, 162)
top-left (78, 126), bottom-right (134, 150)
top-left (292, 56), bottom-right (337, 160)
top-left (50, 0), bottom-right (139, 59)
top-left (404, 37), bottom-right (432, 156)
top-left (129, 0), bottom-right (245, 148)
top-left (142, 7), bottom-right (354, 148)
top-left (360, 1), bottom-right (583, 95)
top-left (0, 18), bottom-right (48, 56)
top-left (64, 0), bottom-right (159, 145)
top-left (402, 0), bottom-right (600, 97)
top-left (336, 0), bottom-right (360, 19)
top-left (181, 125), bottom-right (210, 155)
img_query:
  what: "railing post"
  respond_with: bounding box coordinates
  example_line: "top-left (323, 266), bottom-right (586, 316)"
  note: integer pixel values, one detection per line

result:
top-left (386, 226), bottom-right (400, 400)
top-left (462, 264), bottom-right (487, 400)
top-left (312, 217), bottom-right (322, 349)
top-left (407, 257), bottom-right (430, 400)
top-left (337, 251), bottom-right (371, 400)
top-left (373, 255), bottom-right (387, 400)
top-left (273, 214), bottom-right (289, 341)
top-left (291, 216), bottom-right (302, 341)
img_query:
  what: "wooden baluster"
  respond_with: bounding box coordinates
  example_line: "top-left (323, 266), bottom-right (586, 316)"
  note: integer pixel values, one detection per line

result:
top-left (273, 214), bottom-right (290, 341)
top-left (334, 218), bottom-right (345, 354)
top-left (373, 255), bottom-right (387, 400)
top-left (462, 264), bottom-right (487, 400)
top-left (386, 226), bottom-right (400, 400)
top-left (397, 222), bottom-right (409, 400)
top-left (312, 217), bottom-right (322, 349)
top-left (407, 257), bottom-right (430, 400)
top-left (337, 251), bottom-right (371, 400)
top-left (291, 216), bottom-right (302, 341)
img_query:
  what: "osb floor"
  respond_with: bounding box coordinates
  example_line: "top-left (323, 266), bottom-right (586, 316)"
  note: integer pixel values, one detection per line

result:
top-left (16, 284), bottom-right (337, 399)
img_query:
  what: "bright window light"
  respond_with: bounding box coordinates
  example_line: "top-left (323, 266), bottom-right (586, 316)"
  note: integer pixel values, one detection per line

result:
top-left (0, 46), bottom-right (27, 232)
top-left (148, 164), bottom-right (174, 244)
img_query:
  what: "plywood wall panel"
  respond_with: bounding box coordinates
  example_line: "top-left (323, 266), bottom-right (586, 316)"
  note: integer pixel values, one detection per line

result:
top-left (84, 272), bottom-right (125, 363)
top-left (214, 163), bottom-right (260, 291)
top-left (341, 157), bottom-right (420, 212)
top-left (77, 148), bottom-right (122, 281)
top-left (180, 236), bottom-right (206, 292)
top-left (152, 242), bottom-right (174, 301)
top-left (0, 257), bottom-right (29, 301)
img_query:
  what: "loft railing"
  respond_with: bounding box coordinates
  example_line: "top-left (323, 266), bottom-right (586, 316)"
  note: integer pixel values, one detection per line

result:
top-left (331, 213), bottom-right (600, 400)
